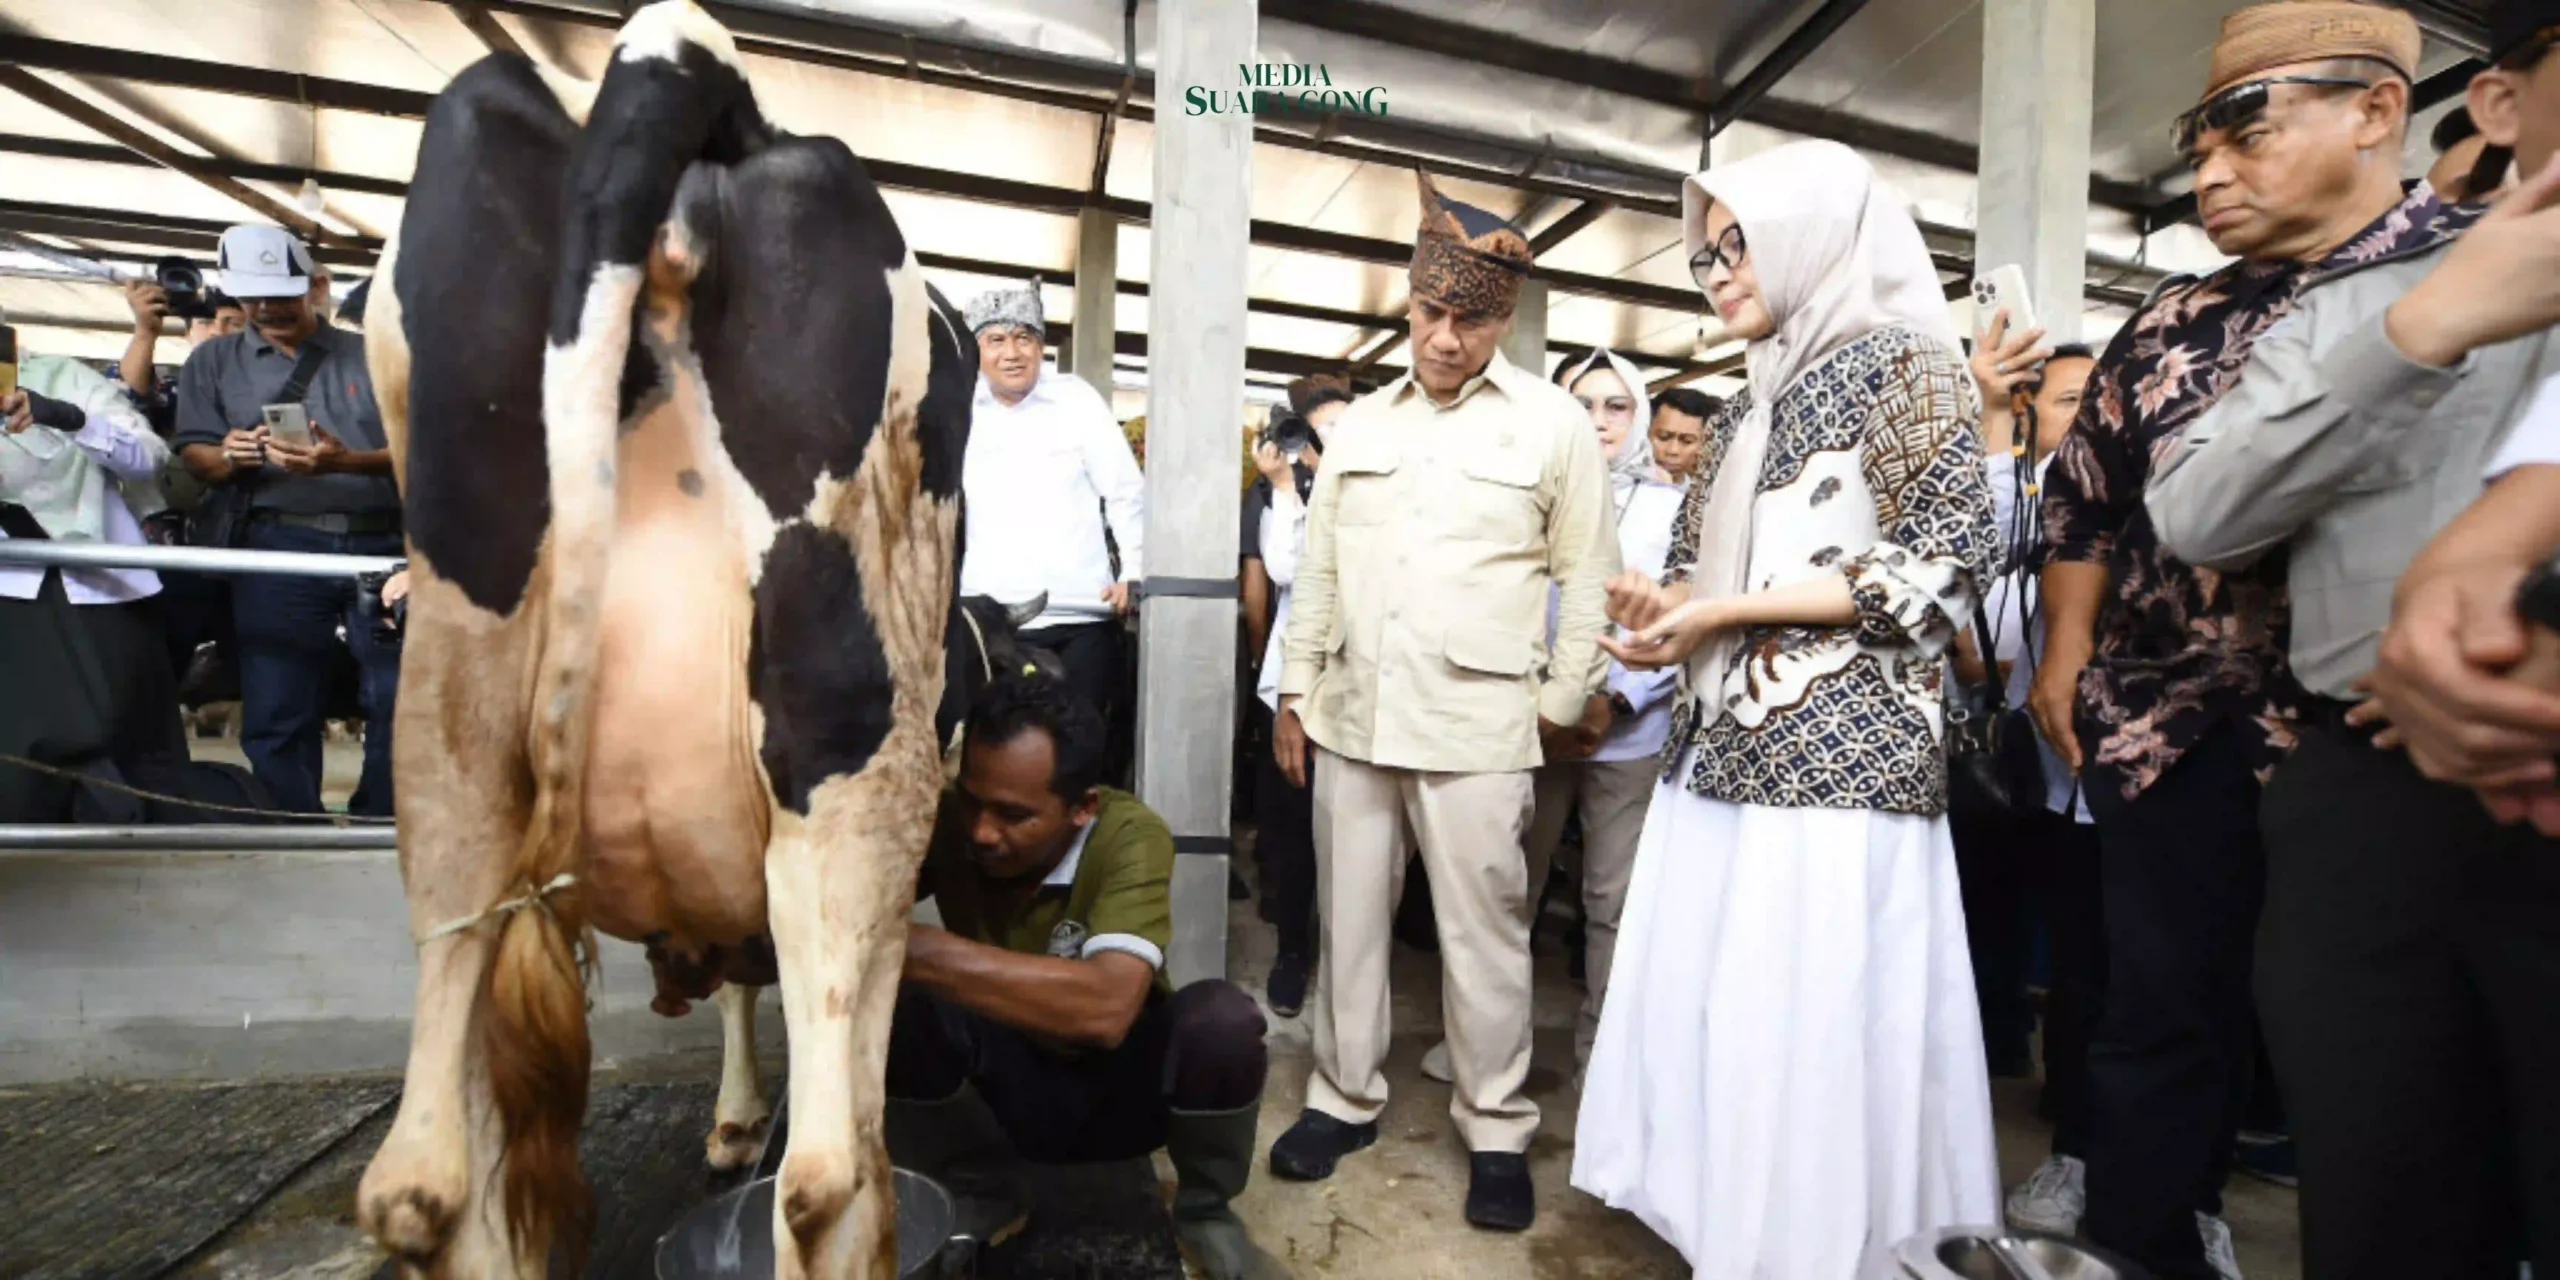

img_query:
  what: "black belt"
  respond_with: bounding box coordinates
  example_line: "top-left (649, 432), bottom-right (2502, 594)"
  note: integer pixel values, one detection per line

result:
top-left (249, 509), bottom-right (403, 536)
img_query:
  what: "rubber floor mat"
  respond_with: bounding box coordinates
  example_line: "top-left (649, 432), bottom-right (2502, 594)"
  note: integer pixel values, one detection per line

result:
top-left (0, 1078), bottom-right (398, 1280)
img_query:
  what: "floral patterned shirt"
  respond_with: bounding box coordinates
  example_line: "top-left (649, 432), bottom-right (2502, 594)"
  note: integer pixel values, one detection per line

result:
top-left (2041, 188), bottom-right (2473, 802)
top-left (1659, 325), bottom-right (1995, 816)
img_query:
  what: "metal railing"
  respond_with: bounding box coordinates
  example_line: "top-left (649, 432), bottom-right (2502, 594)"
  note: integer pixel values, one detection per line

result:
top-left (0, 825), bottom-right (397, 852)
top-left (0, 539), bottom-right (401, 579)
top-left (0, 540), bottom-right (1137, 851)
top-left (1, 539), bottom-right (399, 850)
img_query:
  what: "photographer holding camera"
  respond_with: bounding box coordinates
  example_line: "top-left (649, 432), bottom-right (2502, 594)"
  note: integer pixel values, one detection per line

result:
top-left (119, 263), bottom-right (247, 423)
top-left (169, 225), bottom-right (400, 817)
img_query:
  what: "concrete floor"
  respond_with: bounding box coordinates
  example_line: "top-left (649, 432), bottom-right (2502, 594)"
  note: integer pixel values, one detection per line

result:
top-left (1216, 884), bottom-right (2307, 1280)
top-left (146, 736), bottom-right (2309, 1277)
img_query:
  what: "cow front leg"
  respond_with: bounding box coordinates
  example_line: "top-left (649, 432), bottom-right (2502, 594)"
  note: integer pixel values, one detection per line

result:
top-left (766, 751), bottom-right (938, 1279)
top-left (707, 982), bottom-right (775, 1172)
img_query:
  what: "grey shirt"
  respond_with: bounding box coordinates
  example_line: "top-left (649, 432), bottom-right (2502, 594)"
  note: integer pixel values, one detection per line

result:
top-left (170, 322), bottom-right (399, 517)
top-left (2149, 243), bottom-right (2560, 699)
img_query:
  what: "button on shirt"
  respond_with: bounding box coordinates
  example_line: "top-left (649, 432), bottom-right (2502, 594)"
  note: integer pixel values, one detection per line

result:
top-left (958, 369), bottom-right (1145, 631)
top-left (1279, 350), bottom-right (1621, 775)
top-left (169, 322), bottom-right (398, 517)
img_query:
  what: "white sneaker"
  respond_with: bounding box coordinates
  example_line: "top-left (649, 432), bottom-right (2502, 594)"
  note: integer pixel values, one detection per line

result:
top-left (1420, 1040), bottom-right (1453, 1083)
top-left (2004, 1155), bottom-right (2086, 1234)
top-left (2198, 1212), bottom-right (2244, 1280)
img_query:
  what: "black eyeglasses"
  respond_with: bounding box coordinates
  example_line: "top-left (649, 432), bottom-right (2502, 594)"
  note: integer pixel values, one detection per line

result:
top-left (1688, 223), bottom-right (1748, 276)
top-left (2174, 75), bottom-right (2374, 159)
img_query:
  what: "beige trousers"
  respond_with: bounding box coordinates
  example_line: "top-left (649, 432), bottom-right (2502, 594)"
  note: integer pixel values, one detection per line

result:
top-left (1307, 748), bottom-right (1539, 1153)
top-left (1523, 756), bottom-right (1657, 1068)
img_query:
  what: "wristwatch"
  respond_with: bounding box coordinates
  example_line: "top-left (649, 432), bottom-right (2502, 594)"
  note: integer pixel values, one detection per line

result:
top-left (2516, 556), bottom-right (2560, 633)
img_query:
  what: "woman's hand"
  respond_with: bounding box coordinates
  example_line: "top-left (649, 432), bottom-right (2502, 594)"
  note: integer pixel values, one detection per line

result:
top-left (1605, 569), bottom-right (1675, 631)
top-left (1598, 598), bottom-right (1727, 670)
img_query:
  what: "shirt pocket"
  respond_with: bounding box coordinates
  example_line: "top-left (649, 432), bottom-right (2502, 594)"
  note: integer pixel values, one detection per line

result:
top-left (1451, 447), bottom-right (1544, 545)
top-left (1442, 625), bottom-right (1537, 680)
top-left (1331, 452), bottom-right (1402, 527)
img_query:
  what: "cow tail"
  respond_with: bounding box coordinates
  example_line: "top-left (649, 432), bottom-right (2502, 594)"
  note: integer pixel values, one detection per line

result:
top-left (475, 270), bottom-right (633, 1274)
top-left (480, 5), bottom-right (759, 1267)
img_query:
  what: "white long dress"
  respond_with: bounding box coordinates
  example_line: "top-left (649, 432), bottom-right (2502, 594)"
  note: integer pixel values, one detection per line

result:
top-left (1574, 782), bottom-right (2000, 1278)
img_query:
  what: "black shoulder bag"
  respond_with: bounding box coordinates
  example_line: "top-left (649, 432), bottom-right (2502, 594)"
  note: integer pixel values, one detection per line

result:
top-left (1947, 443), bottom-right (2050, 818)
top-left (187, 340), bottom-right (331, 549)
top-left (1947, 592), bottom-right (2047, 817)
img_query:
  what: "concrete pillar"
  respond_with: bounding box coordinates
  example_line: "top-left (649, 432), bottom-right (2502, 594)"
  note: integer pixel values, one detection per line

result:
top-left (1070, 205), bottom-right (1117, 399)
top-left (1140, 0), bottom-right (1252, 987)
top-left (1975, 0), bottom-right (2095, 345)
top-left (1500, 276), bottom-right (1549, 377)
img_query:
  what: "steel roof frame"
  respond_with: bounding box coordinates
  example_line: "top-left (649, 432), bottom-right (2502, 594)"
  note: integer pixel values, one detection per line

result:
top-left (0, 1), bottom-right (2199, 381)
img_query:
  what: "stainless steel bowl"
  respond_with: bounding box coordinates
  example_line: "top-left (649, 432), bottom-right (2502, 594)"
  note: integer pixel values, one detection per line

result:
top-left (1896, 1225), bottom-right (2147, 1280)
top-left (655, 1168), bottom-right (958, 1280)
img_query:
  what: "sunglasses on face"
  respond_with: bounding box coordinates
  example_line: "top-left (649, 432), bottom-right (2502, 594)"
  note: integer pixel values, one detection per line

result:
top-left (1688, 223), bottom-right (1749, 276)
top-left (2173, 75), bottom-right (2373, 160)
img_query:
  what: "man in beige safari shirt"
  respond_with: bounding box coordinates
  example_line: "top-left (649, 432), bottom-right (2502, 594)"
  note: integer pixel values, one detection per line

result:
top-left (1264, 173), bottom-right (1620, 1233)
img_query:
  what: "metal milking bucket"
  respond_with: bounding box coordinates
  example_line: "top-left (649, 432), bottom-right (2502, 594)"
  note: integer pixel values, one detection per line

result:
top-left (1894, 1225), bottom-right (2150, 1280)
top-left (654, 1168), bottom-right (966, 1280)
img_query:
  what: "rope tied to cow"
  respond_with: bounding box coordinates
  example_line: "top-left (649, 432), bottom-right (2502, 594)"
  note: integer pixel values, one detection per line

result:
top-left (418, 871), bottom-right (581, 944)
top-left (0, 750), bottom-right (398, 825)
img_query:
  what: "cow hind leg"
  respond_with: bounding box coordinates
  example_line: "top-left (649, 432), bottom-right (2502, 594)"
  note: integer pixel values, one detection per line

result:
top-left (358, 564), bottom-right (562, 1278)
top-left (765, 749), bottom-right (937, 1279)
top-left (707, 982), bottom-right (774, 1172)
top-left (753, 521), bottom-right (943, 1278)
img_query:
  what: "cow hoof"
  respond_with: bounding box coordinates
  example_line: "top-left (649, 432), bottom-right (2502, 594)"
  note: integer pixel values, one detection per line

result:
top-left (361, 1183), bottom-right (458, 1262)
top-left (705, 1114), bottom-right (772, 1173)
top-left (777, 1150), bottom-right (855, 1247)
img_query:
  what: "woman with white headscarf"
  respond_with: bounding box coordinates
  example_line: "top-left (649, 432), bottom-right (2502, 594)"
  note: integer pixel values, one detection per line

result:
top-left (1538, 347), bottom-right (1685, 1073)
top-left (1571, 141), bottom-right (2001, 1276)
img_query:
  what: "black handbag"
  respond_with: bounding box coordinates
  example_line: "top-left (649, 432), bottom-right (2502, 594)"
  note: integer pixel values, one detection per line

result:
top-left (185, 339), bottom-right (331, 549)
top-left (1947, 591), bottom-right (2048, 817)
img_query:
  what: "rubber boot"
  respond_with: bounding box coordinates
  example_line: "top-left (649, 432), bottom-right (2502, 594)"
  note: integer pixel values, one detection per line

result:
top-left (883, 1084), bottom-right (1031, 1249)
top-left (1167, 1104), bottom-right (1290, 1280)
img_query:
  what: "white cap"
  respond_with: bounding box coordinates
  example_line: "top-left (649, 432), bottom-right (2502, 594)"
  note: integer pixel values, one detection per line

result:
top-left (217, 224), bottom-right (314, 299)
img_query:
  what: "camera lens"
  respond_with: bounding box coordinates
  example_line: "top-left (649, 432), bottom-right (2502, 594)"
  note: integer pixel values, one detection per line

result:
top-left (156, 259), bottom-right (202, 294)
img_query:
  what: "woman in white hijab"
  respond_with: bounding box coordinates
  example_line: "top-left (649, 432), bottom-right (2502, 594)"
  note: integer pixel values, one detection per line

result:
top-left (1571, 141), bottom-right (2002, 1277)
top-left (1540, 348), bottom-right (1685, 1073)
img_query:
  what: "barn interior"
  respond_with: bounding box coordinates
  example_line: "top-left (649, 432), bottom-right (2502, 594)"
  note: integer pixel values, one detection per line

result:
top-left (0, 0), bottom-right (2501, 1277)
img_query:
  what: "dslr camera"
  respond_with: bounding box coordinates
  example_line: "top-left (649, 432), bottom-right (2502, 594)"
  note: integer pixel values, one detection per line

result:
top-left (152, 256), bottom-right (218, 321)
top-left (1259, 413), bottom-right (1317, 464)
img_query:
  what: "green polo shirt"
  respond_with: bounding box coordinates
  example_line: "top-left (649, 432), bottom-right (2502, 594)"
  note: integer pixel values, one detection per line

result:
top-left (921, 787), bottom-right (1174, 990)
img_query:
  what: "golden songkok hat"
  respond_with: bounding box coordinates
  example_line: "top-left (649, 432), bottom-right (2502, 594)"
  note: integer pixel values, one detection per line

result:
top-left (2204, 2), bottom-right (2423, 100)
top-left (1408, 172), bottom-right (1533, 320)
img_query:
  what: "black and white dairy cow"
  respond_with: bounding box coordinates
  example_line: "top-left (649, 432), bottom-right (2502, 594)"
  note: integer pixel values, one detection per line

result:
top-left (354, 3), bottom-right (1004, 1275)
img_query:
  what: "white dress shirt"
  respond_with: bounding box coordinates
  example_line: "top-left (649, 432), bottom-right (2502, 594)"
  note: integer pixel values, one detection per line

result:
top-left (0, 408), bottom-right (168, 605)
top-left (958, 368), bottom-right (1145, 631)
top-left (1585, 476), bottom-right (1682, 763)
top-left (2486, 372), bottom-right (2560, 480)
top-left (1257, 487), bottom-right (1307, 713)
top-left (1977, 450), bottom-right (2090, 822)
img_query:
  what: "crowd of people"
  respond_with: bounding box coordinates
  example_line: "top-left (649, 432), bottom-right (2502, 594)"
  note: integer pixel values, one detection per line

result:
top-left (1237, 2), bottom-right (2560, 1278)
top-left (8, 1), bottom-right (2560, 1276)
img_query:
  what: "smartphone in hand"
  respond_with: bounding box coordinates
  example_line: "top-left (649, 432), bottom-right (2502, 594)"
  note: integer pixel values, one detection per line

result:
top-left (1971, 265), bottom-right (2039, 336)
top-left (260, 402), bottom-right (314, 448)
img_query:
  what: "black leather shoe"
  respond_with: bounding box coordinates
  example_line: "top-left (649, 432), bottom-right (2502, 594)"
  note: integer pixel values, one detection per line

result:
top-left (1267, 1110), bottom-right (1377, 1182)
top-left (1465, 1152), bottom-right (1535, 1231)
